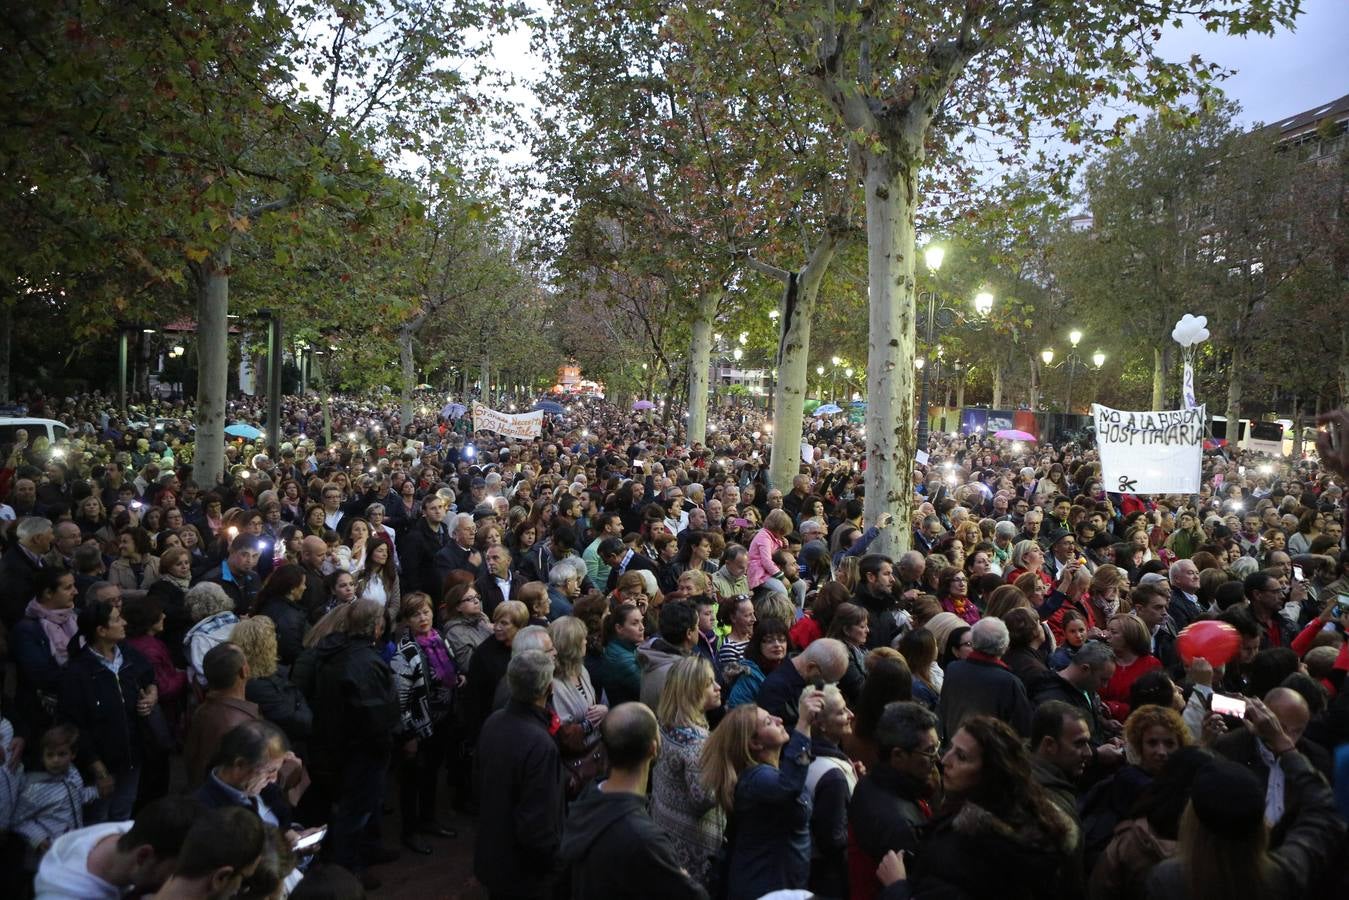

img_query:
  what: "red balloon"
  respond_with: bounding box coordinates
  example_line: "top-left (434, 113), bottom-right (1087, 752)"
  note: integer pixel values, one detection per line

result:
top-left (1176, 620), bottom-right (1241, 667)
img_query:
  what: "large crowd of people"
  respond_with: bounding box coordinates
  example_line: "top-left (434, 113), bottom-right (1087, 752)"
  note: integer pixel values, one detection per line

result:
top-left (0, 387), bottom-right (1347, 899)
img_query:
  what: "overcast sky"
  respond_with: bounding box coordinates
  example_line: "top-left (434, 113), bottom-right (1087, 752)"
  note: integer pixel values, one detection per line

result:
top-left (487, 0), bottom-right (1349, 175)
top-left (1158, 0), bottom-right (1349, 125)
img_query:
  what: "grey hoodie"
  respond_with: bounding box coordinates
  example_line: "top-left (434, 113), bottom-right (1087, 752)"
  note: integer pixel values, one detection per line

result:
top-left (636, 638), bottom-right (688, 709)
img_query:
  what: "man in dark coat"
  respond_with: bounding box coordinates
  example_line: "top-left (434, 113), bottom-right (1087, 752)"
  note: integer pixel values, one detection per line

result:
top-left (938, 618), bottom-right (1033, 739)
top-left (256, 581), bottom-right (309, 667)
top-left (433, 512), bottom-right (482, 587)
top-left (476, 545), bottom-right (529, 617)
top-left (599, 536), bottom-right (658, 593)
top-left (560, 703), bottom-right (707, 899)
top-left (309, 599), bottom-right (399, 888)
top-left (475, 649), bottom-right (566, 899)
top-left (847, 702), bottom-right (939, 900)
top-left (197, 533), bottom-right (262, 615)
top-left (397, 495), bottom-right (451, 596)
top-left (0, 515), bottom-right (53, 627)
top-left (1030, 641), bottom-right (1117, 749)
top-left (852, 554), bottom-right (897, 649)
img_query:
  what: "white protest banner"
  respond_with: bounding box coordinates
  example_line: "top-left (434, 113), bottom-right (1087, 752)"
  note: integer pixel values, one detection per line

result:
top-left (472, 403), bottom-right (543, 440)
top-left (1092, 404), bottom-right (1205, 494)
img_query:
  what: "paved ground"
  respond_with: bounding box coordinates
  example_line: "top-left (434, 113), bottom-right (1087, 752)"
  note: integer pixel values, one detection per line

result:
top-left (368, 799), bottom-right (484, 899)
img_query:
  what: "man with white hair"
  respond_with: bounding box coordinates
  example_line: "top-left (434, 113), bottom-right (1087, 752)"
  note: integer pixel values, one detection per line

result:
top-left (1167, 558), bottom-right (1205, 630)
top-left (937, 617), bottom-right (1032, 739)
top-left (1, 516), bottom-right (54, 626)
top-left (433, 512), bottom-right (481, 585)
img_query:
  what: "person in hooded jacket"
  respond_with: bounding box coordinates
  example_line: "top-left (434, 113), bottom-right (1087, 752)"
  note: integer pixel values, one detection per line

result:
top-left (638, 600), bottom-right (697, 709)
top-left (560, 702), bottom-right (708, 900)
top-left (308, 598), bottom-right (398, 888)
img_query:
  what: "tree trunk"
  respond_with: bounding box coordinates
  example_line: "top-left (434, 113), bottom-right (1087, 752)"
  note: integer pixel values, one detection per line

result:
top-left (1224, 372), bottom-right (1242, 453)
top-left (955, 376), bottom-right (965, 411)
top-left (768, 234), bottom-right (839, 491)
top-left (860, 149), bottom-right (917, 558)
top-left (1293, 399), bottom-right (1305, 459)
top-left (686, 290), bottom-right (719, 447)
top-left (0, 302), bottom-right (12, 402)
top-left (194, 246), bottom-right (231, 486)
top-left (1340, 320), bottom-right (1349, 407)
top-left (1152, 347), bottom-right (1165, 410)
top-left (480, 351), bottom-right (491, 407)
top-left (399, 325), bottom-right (416, 427)
top-left (991, 361), bottom-right (1002, 409)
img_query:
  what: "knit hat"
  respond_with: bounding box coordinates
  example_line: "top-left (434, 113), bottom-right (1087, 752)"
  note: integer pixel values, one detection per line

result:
top-left (1189, 758), bottom-right (1265, 839)
top-left (924, 612), bottom-right (968, 657)
top-left (1046, 528), bottom-right (1073, 548)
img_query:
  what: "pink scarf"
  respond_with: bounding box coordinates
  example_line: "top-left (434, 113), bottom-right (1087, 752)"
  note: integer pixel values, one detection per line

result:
top-left (25, 599), bottom-right (79, 666)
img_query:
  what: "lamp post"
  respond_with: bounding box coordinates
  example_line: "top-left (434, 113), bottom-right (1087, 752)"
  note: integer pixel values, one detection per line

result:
top-left (1040, 330), bottom-right (1105, 413)
top-left (915, 248), bottom-right (997, 449)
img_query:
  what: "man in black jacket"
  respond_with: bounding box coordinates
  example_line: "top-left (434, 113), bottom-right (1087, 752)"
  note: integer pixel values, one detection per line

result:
top-left (255, 572), bottom-right (309, 667)
top-left (476, 545), bottom-right (528, 617)
top-left (309, 599), bottom-right (398, 889)
top-left (433, 512), bottom-right (482, 586)
top-left (938, 617), bottom-right (1034, 739)
top-left (475, 649), bottom-right (565, 900)
top-left (198, 533), bottom-right (261, 615)
top-left (852, 554), bottom-right (897, 649)
top-left (1030, 641), bottom-right (1118, 751)
top-left (848, 702), bottom-right (940, 900)
top-left (599, 536), bottom-right (658, 593)
top-left (397, 495), bottom-right (451, 596)
top-left (0, 515), bottom-right (53, 627)
top-left (560, 703), bottom-right (707, 899)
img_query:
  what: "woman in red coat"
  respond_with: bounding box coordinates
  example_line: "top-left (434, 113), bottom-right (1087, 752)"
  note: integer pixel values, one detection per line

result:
top-left (1100, 613), bottom-right (1160, 721)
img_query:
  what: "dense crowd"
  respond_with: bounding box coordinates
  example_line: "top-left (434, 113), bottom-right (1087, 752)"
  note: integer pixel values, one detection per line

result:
top-left (0, 388), bottom-right (1347, 900)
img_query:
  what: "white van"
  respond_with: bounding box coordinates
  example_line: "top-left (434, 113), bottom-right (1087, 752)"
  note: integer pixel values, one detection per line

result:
top-left (0, 417), bottom-right (70, 447)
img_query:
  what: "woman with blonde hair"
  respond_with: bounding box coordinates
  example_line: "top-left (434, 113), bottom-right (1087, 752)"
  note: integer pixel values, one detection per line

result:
top-left (549, 618), bottom-right (603, 727)
top-left (747, 508), bottom-right (793, 596)
top-left (834, 556), bottom-right (861, 594)
top-left (699, 690), bottom-right (826, 900)
top-left (231, 615), bottom-right (312, 746)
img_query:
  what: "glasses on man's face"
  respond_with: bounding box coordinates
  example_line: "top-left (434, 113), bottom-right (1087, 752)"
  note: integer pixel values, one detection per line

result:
top-left (904, 745), bottom-right (941, 763)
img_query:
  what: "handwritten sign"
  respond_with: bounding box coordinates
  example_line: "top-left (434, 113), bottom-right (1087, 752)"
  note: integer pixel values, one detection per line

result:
top-left (1092, 404), bottom-right (1204, 494)
top-left (472, 403), bottom-right (543, 440)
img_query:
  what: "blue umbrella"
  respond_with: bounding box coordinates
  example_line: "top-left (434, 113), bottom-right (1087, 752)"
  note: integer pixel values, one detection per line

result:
top-left (534, 400), bottom-right (565, 414)
top-left (813, 404), bottom-right (843, 416)
top-left (224, 422), bottom-right (262, 440)
top-left (850, 399), bottom-right (867, 407)
top-left (441, 402), bottom-right (467, 419)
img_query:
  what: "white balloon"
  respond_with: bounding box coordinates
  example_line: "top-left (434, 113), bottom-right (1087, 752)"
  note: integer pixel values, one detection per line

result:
top-left (1194, 328), bottom-right (1210, 343)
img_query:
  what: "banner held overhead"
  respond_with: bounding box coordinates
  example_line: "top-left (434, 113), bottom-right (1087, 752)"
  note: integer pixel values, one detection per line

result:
top-left (472, 403), bottom-right (543, 440)
top-left (1092, 403), bottom-right (1205, 494)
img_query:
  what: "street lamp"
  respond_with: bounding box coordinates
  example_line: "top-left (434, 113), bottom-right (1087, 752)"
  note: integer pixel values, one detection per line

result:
top-left (917, 248), bottom-right (993, 450)
top-left (733, 347), bottom-right (743, 362)
top-left (1040, 330), bottom-right (1104, 412)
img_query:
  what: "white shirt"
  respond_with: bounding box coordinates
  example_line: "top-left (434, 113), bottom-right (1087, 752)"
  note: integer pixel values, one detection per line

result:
top-left (496, 576), bottom-right (513, 604)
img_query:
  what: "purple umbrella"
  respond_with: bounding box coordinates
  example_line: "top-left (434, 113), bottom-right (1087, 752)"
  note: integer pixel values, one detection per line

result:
top-left (632, 400), bottom-right (655, 411)
top-left (994, 428), bottom-right (1037, 442)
